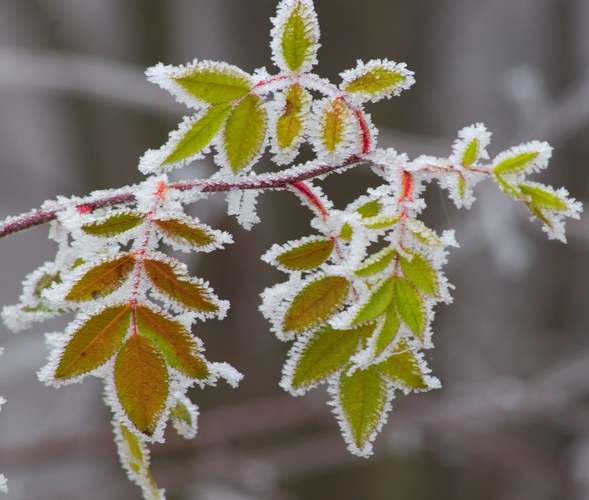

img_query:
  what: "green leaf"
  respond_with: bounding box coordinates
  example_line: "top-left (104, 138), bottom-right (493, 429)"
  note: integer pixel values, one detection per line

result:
top-left (143, 259), bottom-right (219, 313)
top-left (119, 423), bottom-right (145, 474)
top-left (462, 138), bottom-right (479, 167)
top-left (339, 223), bottom-right (353, 241)
top-left (136, 305), bottom-right (209, 379)
top-left (352, 277), bottom-right (395, 325)
top-left (494, 151), bottom-right (539, 176)
top-left (399, 252), bottom-right (438, 296)
top-left (33, 271), bottom-right (62, 298)
top-left (406, 219), bottom-right (442, 246)
top-left (283, 276), bottom-right (350, 334)
top-left (170, 399), bottom-right (193, 428)
top-left (276, 238), bottom-right (334, 271)
top-left (153, 217), bottom-right (217, 249)
top-left (355, 247), bottom-right (396, 277)
top-left (322, 99), bottom-right (349, 153)
top-left (280, 2), bottom-right (317, 72)
top-left (291, 323), bottom-right (375, 391)
top-left (356, 200), bottom-right (382, 218)
top-left (174, 66), bottom-right (251, 104)
top-left (394, 278), bottom-right (426, 339)
top-left (163, 104), bottom-right (231, 165)
top-left (55, 304), bottom-right (131, 380)
top-left (276, 84), bottom-right (308, 149)
top-left (343, 67), bottom-right (407, 96)
top-left (224, 94), bottom-right (267, 172)
top-left (519, 183), bottom-right (568, 211)
top-left (377, 340), bottom-right (429, 390)
top-left (373, 303), bottom-right (400, 358)
top-left (65, 254), bottom-right (135, 302)
top-left (82, 212), bottom-right (143, 237)
top-left (338, 365), bottom-right (388, 454)
top-left (364, 215), bottom-right (401, 230)
top-left (115, 335), bottom-right (169, 436)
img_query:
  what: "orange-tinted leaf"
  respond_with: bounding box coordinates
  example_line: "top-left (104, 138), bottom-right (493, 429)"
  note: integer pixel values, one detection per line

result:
top-left (153, 218), bottom-right (215, 249)
top-left (143, 259), bottom-right (219, 313)
top-left (283, 276), bottom-right (350, 333)
top-left (115, 335), bottom-right (169, 436)
top-left (55, 305), bottom-right (131, 380)
top-left (65, 254), bottom-right (135, 302)
top-left (136, 305), bottom-right (209, 379)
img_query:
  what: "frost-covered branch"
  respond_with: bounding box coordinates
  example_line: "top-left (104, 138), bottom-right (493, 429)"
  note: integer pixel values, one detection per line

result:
top-left (0, 0), bottom-right (582, 498)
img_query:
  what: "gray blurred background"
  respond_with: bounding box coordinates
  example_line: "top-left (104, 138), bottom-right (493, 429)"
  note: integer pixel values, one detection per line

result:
top-left (0, 1), bottom-right (588, 499)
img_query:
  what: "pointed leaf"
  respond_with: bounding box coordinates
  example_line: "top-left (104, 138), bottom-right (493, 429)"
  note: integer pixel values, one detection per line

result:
top-left (406, 219), bottom-right (442, 246)
top-left (399, 253), bottom-right (438, 296)
top-left (352, 277), bottom-right (395, 325)
top-left (272, 0), bottom-right (319, 73)
top-left (136, 305), bottom-right (209, 379)
top-left (291, 323), bottom-right (375, 391)
top-left (276, 238), bottom-right (334, 271)
top-left (338, 365), bottom-right (388, 454)
top-left (364, 215), bottom-right (401, 230)
top-left (276, 84), bottom-right (309, 150)
top-left (355, 247), bottom-right (396, 277)
top-left (494, 151), bottom-right (539, 176)
top-left (283, 276), bottom-right (350, 333)
top-left (55, 305), bottom-right (131, 380)
top-left (377, 340), bottom-right (429, 391)
top-left (356, 200), bottom-right (382, 218)
top-left (341, 60), bottom-right (413, 102)
top-left (394, 278), bottom-right (426, 339)
top-left (339, 223), bottom-right (353, 241)
top-left (163, 104), bottom-right (231, 165)
top-left (322, 98), bottom-right (349, 153)
top-left (143, 259), bottom-right (219, 313)
top-left (462, 138), bottom-right (479, 167)
top-left (119, 423), bottom-right (146, 474)
top-left (374, 303), bottom-right (400, 358)
top-left (65, 254), bottom-right (135, 302)
top-left (170, 399), bottom-right (193, 428)
top-left (174, 65), bottom-right (251, 104)
top-left (115, 335), bottom-right (169, 436)
top-left (153, 217), bottom-right (217, 249)
top-left (82, 212), bottom-right (143, 237)
top-left (519, 183), bottom-right (568, 211)
top-left (224, 94), bottom-right (267, 172)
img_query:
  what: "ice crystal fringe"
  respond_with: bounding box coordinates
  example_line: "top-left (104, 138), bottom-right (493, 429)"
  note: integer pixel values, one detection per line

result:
top-left (0, 0), bottom-right (583, 498)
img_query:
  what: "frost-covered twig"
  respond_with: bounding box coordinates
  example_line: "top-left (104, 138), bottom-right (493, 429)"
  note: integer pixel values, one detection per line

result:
top-left (0, 1), bottom-right (582, 498)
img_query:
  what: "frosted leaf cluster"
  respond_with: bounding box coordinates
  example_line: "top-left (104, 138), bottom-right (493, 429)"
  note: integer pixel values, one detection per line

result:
top-left (0, 0), bottom-right (582, 497)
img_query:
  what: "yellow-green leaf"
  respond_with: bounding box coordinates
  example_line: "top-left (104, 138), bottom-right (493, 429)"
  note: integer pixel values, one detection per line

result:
top-left (276, 238), bottom-right (334, 271)
top-left (283, 276), bottom-right (350, 333)
top-left (224, 94), bottom-right (267, 172)
top-left (279, 2), bottom-right (317, 72)
top-left (339, 223), bottom-right (353, 241)
top-left (119, 423), bottom-right (145, 474)
top-left (322, 98), bottom-right (348, 153)
top-left (356, 200), bottom-right (382, 218)
top-left (163, 104), bottom-right (231, 165)
top-left (33, 271), bottom-right (62, 298)
top-left (399, 253), bottom-right (438, 296)
top-left (364, 215), bottom-right (401, 230)
top-left (462, 139), bottom-right (479, 167)
top-left (174, 67), bottom-right (251, 104)
top-left (394, 278), bottom-right (426, 339)
top-left (65, 254), bottom-right (135, 302)
top-left (494, 151), bottom-right (539, 176)
top-left (355, 247), bottom-right (396, 277)
top-left (143, 259), bottom-right (219, 313)
top-left (519, 183), bottom-right (568, 211)
top-left (291, 323), bottom-right (375, 391)
top-left (115, 335), bottom-right (169, 436)
top-left (406, 219), bottom-right (442, 246)
top-left (170, 399), bottom-right (193, 428)
top-left (136, 305), bottom-right (209, 379)
top-left (276, 84), bottom-right (309, 149)
top-left (82, 212), bottom-right (143, 237)
top-left (339, 365), bottom-right (388, 453)
top-left (153, 218), bottom-right (216, 249)
top-left (374, 303), bottom-right (400, 358)
top-left (352, 277), bottom-right (395, 325)
top-left (55, 304), bottom-right (131, 380)
top-left (377, 340), bottom-right (429, 390)
top-left (343, 67), bottom-right (407, 96)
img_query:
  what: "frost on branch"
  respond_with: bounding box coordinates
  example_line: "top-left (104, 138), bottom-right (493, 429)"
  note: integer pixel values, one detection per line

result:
top-left (0, 0), bottom-right (583, 497)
